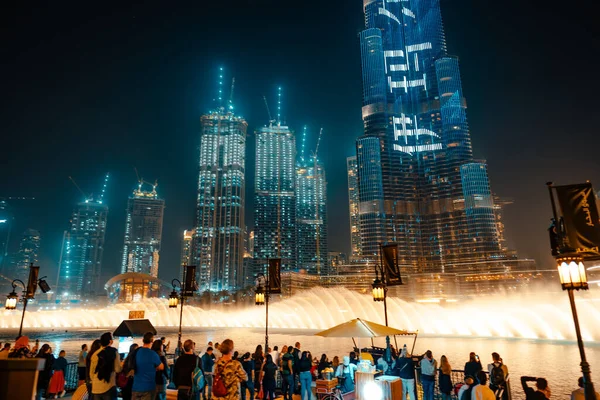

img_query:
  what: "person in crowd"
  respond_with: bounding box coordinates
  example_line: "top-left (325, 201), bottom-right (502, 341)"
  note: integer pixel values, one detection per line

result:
top-left (331, 356), bottom-right (340, 372)
top-left (317, 354), bottom-right (330, 379)
top-left (213, 343), bottom-right (222, 359)
top-left (438, 355), bottom-right (453, 400)
top-left (132, 332), bottom-right (164, 399)
top-left (253, 345), bottom-right (264, 399)
top-left (0, 342), bottom-right (10, 359)
top-left (261, 354), bottom-right (278, 400)
top-left (152, 339), bottom-right (169, 400)
top-left (78, 344), bottom-right (88, 387)
top-left (419, 350), bottom-right (437, 400)
top-left (212, 339), bottom-right (247, 400)
top-left (121, 343), bottom-right (139, 400)
top-left (393, 349), bottom-right (415, 400)
top-left (521, 376), bottom-right (551, 400)
top-left (86, 339), bottom-right (102, 395)
top-left (292, 343), bottom-right (301, 394)
top-left (240, 352), bottom-right (254, 400)
top-left (90, 332), bottom-right (122, 400)
top-left (458, 376), bottom-right (475, 400)
top-left (464, 353), bottom-right (482, 380)
top-left (488, 352), bottom-right (509, 400)
top-left (47, 349), bottom-right (68, 398)
top-left (472, 371), bottom-right (495, 400)
top-left (202, 347), bottom-right (216, 400)
top-left (271, 346), bottom-right (280, 367)
top-left (279, 346), bottom-right (288, 368)
top-left (349, 351), bottom-right (359, 366)
top-left (10, 336), bottom-right (32, 358)
top-left (571, 377), bottom-right (600, 400)
top-left (173, 339), bottom-right (200, 400)
top-left (281, 345), bottom-right (295, 400)
top-left (335, 356), bottom-right (357, 393)
top-left (298, 351), bottom-right (313, 400)
top-left (36, 344), bottom-right (55, 400)
top-left (160, 337), bottom-right (170, 354)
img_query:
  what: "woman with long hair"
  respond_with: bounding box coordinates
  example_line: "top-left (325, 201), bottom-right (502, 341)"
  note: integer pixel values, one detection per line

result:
top-left (438, 355), bottom-right (453, 400)
top-left (464, 352), bottom-right (482, 379)
top-left (85, 339), bottom-right (102, 394)
top-left (260, 354), bottom-right (277, 400)
top-left (317, 354), bottom-right (329, 379)
top-left (121, 343), bottom-right (139, 400)
top-left (331, 356), bottom-right (340, 371)
top-left (152, 339), bottom-right (169, 400)
top-left (213, 339), bottom-right (248, 400)
top-left (253, 345), bottom-right (264, 399)
top-left (35, 344), bottom-right (54, 400)
top-left (298, 351), bottom-right (313, 400)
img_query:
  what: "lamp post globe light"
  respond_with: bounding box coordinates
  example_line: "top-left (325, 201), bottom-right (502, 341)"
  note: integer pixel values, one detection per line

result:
top-left (169, 289), bottom-right (179, 308)
top-left (372, 278), bottom-right (385, 302)
top-left (5, 286), bottom-right (20, 310)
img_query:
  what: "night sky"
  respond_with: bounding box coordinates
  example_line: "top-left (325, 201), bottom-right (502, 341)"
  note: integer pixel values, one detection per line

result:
top-left (3, 1), bottom-right (600, 284)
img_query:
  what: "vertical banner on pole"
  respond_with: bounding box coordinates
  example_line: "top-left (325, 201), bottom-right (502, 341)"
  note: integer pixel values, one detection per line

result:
top-left (26, 266), bottom-right (40, 299)
top-left (555, 182), bottom-right (600, 258)
top-left (381, 243), bottom-right (402, 286)
top-left (183, 265), bottom-right (198, 297)
top-left (268, 258), bottom-right (282, 294)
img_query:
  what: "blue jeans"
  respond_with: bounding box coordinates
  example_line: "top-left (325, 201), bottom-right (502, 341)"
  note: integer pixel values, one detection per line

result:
top-left (282, 373), bottom-right (294, 400)
top-left (241, 379), bottom-right (255, 400)
top-left (156, 385), bottom-right (167, 400)
top-left (300, 371), bottom-right (312, 400)
top-left (421, 379), bottom-right (434, 400)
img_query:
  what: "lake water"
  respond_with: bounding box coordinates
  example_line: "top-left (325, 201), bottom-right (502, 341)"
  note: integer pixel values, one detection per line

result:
top-left (1, 326), bottom-right (596, 399)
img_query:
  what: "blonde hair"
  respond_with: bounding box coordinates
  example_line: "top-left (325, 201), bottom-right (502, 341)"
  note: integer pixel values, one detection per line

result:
top-left (220, 339), bottom-right (234, 355)
top-left (440, 355), bottom-right (452, 375)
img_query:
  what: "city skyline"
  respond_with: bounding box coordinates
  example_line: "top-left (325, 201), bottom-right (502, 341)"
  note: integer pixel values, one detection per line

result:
top-left (3, 0), bottom-right (600, 285)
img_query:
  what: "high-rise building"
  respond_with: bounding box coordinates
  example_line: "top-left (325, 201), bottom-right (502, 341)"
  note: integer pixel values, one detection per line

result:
top-left (355, 0), bottom-right (504, 273)
top-left (15, 228), bottom-right (40, 280)
top-left (254, 122), bottom-right (297, 273)
top-left (121, 182), bottom-right (165, 277)
top-left (193, 106), bottom-right (247, 292)
top-left (59, 174), bottom-right (109, 297)
top-left (346, 156), bottom-right (362, 259)
top-left (180, 228), bottom-right (195, 279)
top-left (295, 158), bottom-right (328, 274)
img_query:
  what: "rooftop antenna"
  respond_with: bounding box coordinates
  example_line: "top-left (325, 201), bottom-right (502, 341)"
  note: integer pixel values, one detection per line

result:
top-left (277, 86), bottom-right (282, 125)
top-left (263, 96), bottom-right (275, 126)
top-left (228, 77), bottom-right (235, 111)
top-left (218, 66), bottom-right (224, 110)
top-left (98, 173), bottom-right (109, 204)
top-left (300, 125), bottom-right (307, 163)
top-left (310, 127), bottom-right (324, 274)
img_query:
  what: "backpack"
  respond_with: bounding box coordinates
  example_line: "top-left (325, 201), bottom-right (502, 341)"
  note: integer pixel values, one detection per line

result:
top-left (192, 356), bottom-right (206, 394)
top-left (212, 360), bottom-right (231, 397)
top-left (490, 364), bottom-right (505, 387)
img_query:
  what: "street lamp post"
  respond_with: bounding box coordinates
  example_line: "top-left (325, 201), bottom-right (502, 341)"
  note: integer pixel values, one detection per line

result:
top-left (255, 271), bottom-right (268, 352)
top-left (169, 278), bottom-right (185, 355)
top-left (5, 264), bottom-right (51, 339)
top-left (372, 264), bottom-right (393, 363)
top-left (557, 255), bottom-right (596, 400)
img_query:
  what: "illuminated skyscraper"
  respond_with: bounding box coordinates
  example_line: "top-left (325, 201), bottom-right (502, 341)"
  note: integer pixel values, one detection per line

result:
top-left (346, 156), bottom-right (362, 259)
top-left (59, 174), bottom-right (109, 297)
top-left (295, 157), bottom-right (328, 274)
top-left (254, 122), bottom-right (296, 273)
top-left (121, 182), bottom-right (165, 277)
top-left (180, 228), bottom-right (195, 279)
top-left (15, 228), bottom-right (40, 280)
top-left (356, 0), bottom-right (503, 272)
top-left (194, 106), bottom-right (247, 292)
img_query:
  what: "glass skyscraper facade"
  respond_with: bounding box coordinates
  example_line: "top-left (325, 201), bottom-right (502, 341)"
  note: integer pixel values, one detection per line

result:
top-left (254, 123), bottom-right (296, 273)
top-left (295, 158), bottom-right (328, 274)
top-left (15, 228), bottom-right (40, 281)
top-left (121, 183), bottom-right (165, 277)
top-left (347, 156), bottom-right (362, 259)
top-left (356, 0), bottom-right (503, 273)
top-left (193, 109), bottom-right (247, 292)
top-left (59, 200), bottom-right (108, 297)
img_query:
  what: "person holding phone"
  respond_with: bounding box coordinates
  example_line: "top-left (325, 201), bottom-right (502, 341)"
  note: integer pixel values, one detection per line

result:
top-left (464, 352), bottom-right (482, 380)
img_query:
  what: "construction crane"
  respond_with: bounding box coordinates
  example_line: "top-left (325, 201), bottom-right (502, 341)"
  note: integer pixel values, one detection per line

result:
top-left (69, 173), bottom-right (109, 203)
top-left (134, 168), bottom-right (157, 194)
top-left (311, 128), bottom-right (324, 274)
top-left (263, 96), bottom-right (275, 126)
top-left (69, 176), bottom-right (91, 202)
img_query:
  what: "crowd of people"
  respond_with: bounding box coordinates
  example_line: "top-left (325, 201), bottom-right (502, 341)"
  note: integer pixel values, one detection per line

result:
top-left (2, 337), bottom-right (599, 400)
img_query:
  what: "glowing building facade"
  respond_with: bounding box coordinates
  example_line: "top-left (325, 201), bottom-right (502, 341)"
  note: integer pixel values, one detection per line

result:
top-left (15, 229), bottom-right (40, 280)
top-left (193, 109), bottom-right (247, 292)
top-left (59, 200), bottom-right (108, 297)
top-left (180, 228), bottom-right (195, 279)
top-left (295, 159), bottom-right (328, 274)
top-left (121, 183), bottom-right (165, 277)
top-left (254, 123), bottom-right (296, 273)
top-left (346, 156), bottom-right (362, 259)
top-left (356, 0), bottom-right (504, 273)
